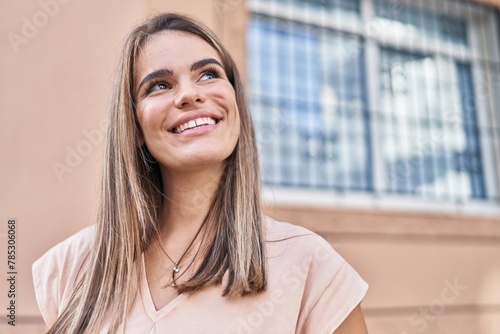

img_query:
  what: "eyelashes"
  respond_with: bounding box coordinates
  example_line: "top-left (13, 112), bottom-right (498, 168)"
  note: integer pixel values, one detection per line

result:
top-left (144, 67), bottom-right (223, 96)
top-left (145, 78), bottom-right (171, 95)
top-left (200, 66), bottom-right (222, 81)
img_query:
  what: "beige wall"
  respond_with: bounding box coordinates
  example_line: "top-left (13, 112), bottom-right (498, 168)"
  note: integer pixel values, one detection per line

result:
top-left (1, 0), bottom-right (499, 333)
top-left (474, 0), bottom-right (500, 7)
top-left (267, 205), bottom-right (500, 333)
top-left (0, 0), bottom-right (247, 332)
top-left (0, 0), bottom-right (144, 327)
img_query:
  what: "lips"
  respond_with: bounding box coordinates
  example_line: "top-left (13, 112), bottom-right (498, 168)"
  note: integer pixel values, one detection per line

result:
top-left (169, 111), bottom-right (221, 134)
top-left (172, 117), bottom-right (217, 134)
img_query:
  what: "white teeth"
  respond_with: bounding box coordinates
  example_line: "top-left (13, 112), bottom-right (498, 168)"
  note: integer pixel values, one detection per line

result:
top-left (174, 117), bottom-right (216, 133)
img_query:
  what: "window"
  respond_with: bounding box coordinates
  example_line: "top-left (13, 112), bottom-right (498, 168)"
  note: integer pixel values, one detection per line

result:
top-left (248, 0), bottom-right (500, 204)
top-left (249, 16), bottom-right (371, 190)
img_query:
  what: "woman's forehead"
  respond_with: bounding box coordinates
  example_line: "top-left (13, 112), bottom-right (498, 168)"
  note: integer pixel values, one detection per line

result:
top-left (137, 31), bottom-right (221, 67)
top-left (133, 30), bottom-right (226, 92)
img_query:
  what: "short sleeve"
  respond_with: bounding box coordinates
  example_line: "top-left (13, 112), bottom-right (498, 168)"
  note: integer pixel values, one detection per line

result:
top-left (296, 235), bottom-right (368, 334)
top-left (32, 226), bottom-right (94, 327)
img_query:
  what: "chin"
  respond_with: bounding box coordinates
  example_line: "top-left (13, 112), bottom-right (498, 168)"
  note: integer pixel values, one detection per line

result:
top-left (162, 151), bottom-right (233, 172)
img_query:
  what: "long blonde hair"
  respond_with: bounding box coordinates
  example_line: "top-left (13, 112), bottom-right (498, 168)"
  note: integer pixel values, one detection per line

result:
top-left (48, 13), bottom-right (266, 334)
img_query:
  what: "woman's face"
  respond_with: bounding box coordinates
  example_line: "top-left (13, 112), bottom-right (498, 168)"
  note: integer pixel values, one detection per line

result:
top-left (134, 31), bottom-right (240, 173)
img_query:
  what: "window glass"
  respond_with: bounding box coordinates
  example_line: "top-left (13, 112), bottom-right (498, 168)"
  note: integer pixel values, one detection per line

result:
top-left (249, 16), bottom-right (371, 190)
top-left (248, 0), bottom-right (498, 203)
top-left (380, 49), bottom-right (485, 199)
top-left (374, 0), bottom-right (468, 46)
top-left (262, 0), bottom-right (361, 21)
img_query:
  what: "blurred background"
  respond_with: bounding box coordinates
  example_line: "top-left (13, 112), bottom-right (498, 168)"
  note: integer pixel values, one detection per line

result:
top-left (1, 0), bottom-right (499, 333)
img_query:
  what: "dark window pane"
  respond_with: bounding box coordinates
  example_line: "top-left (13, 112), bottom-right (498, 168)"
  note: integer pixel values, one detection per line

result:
top-left (248, 16), bottom-right (371, 191)
top-left (380, 48), bottom-right (485, 200)
top-left (266, 0), bottom-right (360, 16)
top-left (374, 0), bottom-right (468, 46)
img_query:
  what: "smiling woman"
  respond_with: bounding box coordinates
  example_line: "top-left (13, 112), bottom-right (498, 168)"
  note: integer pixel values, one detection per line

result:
top-left (135, 31), bottom-right (241, 173)
top-left (31, 13), bottom-right (368, 334)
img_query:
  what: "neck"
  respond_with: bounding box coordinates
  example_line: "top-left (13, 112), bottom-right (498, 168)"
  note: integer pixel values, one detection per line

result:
top-left (158, 163), bottom-right (223, 248)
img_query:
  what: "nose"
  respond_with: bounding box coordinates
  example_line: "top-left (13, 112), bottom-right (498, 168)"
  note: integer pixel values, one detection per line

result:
top-left (174, 81), bottom-right (205, 109)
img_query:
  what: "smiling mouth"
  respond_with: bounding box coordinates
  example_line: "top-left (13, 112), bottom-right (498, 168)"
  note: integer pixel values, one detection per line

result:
top-left (172, 117), bottom-right (217, 134)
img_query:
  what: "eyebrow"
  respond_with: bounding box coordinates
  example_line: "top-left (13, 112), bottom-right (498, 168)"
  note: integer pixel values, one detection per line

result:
top-left (137, 68), bottom-right (173, 94)
top-left (136, 58), bottom-right (224, 95)
top-left (191, 58), bottom-right (224, 72)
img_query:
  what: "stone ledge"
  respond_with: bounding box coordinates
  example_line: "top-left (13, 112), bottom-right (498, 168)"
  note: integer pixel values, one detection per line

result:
top-left (265, 205), bottom-right (500, 242)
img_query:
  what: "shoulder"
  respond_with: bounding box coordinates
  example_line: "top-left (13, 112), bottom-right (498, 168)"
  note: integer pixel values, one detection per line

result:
top-left (264, 215), bottom-right (339, 263)
top-left (263, 216), bottom-right (368, 333)
top-left (33, 225), bottom-right (95, 275)
top-left (264, 216), bottom-right (348, 283)
top-left (32, 225), bottom-right (95, 326)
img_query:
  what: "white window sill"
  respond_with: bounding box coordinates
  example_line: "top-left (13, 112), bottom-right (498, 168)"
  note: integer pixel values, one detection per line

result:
top-left (263, 186), bottom-right (500, 217)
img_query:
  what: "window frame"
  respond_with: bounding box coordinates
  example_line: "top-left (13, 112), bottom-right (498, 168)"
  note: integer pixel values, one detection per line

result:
top-left (248, 0), bottom-right (500, 214)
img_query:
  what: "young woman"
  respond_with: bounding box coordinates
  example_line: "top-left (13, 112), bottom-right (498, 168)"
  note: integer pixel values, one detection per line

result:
top-left (33, 13), bottom-right (369, 334)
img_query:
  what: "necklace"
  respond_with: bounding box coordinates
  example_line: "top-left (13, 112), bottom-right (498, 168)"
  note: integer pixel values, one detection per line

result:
top-left (157, 241), bottom-right (181, 273)
top-left (156, 221), bottom-right (206, 275)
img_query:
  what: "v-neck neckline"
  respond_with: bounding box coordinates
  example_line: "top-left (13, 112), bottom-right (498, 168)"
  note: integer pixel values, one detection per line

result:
top-left (140, 253), bottom-right (188, 322)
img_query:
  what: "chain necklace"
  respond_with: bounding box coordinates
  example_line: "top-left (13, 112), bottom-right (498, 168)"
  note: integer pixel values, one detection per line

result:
top-left (157, 241), bottom-right (181, 273)
top-left (156, 221), bottom-right (206, 275)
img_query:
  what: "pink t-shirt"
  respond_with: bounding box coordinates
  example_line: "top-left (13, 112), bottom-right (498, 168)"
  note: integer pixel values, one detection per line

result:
top-left (33, 217), bottom-right (368, 333)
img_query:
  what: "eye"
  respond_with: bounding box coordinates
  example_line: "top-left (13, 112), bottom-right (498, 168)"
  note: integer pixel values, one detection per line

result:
top-left (146, 80), bottom-right (171, 94)
top-left (199, 67), bottom-right (221, 81)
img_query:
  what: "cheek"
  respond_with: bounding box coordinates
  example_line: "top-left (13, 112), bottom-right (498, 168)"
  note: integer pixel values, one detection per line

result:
top-left (227, 100), bottom-right (241, 140)
top-left (136, 100), bottom-right (169, 138)
top-left (233, 112), bottom-right (241, 138)
top-left (136, 109), bottom-right (146, 131)
top-left (136, 110), bottom-right (153, 143)
top-left (227, 114), bottom-right (241, 155)
top-left (222, 92), bottom-right (239, 120)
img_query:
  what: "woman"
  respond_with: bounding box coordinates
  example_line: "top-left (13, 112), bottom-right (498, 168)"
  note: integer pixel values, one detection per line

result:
top-left (33, 13), bottom-right (368, 333)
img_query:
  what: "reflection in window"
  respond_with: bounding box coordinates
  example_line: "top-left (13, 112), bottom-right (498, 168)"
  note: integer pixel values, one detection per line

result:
top-left (249, 16), bottom-right (371, 190)
top-left (249, 0), bottom-right (498, 203)
top-left (380, 49), bottom-right (485, 199)
top-left (260, 0), bottom-right (360, 21)
top-left (374, 0), bottom-right (468, 46)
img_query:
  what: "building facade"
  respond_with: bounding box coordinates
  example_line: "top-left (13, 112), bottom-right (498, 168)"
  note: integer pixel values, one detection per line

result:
top-left (248, 0), bottom-right (500, 333)
top-left (1, 0), bottom-right (499, 333)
